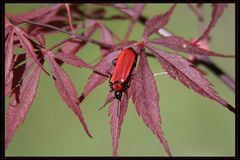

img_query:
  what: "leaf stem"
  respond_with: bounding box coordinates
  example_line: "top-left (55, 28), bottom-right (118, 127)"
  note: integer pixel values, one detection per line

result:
top-left (123, 21), bottom-right (135, 42)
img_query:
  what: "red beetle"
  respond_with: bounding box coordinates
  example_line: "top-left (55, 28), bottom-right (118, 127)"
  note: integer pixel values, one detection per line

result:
top-left (110, 47), bottom-right (137, 100)
top-left (99, 47), bottom-right (137, 112)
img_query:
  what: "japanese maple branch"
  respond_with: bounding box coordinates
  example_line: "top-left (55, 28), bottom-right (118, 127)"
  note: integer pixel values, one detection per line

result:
top-left (6, 14), bottom-right (114, 50)
top-left (6, 10), bottom-right (235, 92)
top-left (138, 15), bottom-right (235, 92)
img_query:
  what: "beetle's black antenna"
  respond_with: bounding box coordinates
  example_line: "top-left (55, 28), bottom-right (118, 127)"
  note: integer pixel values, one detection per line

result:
top-left (99, 96), bottom-right (115, 110)
top-left (93, 70), bottom-right (109, 77)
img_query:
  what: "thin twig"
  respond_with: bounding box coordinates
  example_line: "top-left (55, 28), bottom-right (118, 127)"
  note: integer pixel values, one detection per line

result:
top-left (6, 13), bottom-right (114, 50)
top-left (65, 3), bottom-right (75, 33)
top-left (48, 37), bottom-right (72, 51)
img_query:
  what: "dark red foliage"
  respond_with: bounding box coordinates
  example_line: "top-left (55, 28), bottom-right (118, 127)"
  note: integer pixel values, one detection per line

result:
top-left (131, 49), bottom-right (171, 156)
top-left (108, 93), bottom-right (128, 156)
top-left (5, 54), bottom-right (27, 97)
top-left (122, 4), bottom-right (145, 41)
top-left (27, 5), bottom-right (64, 36)
top-left (98, 23), bottom-right (115, 55)
top-left (10, 4), bottom-right (63, 24)
top-left (14, 26), bottom-right (49, 75)
top-left (54, 52), bottom-right (92, 69)
top-left (143, 4), bottom-right (176, 39)
top-left (149, 36), bottom-right (234, 57)
top-left (59, 24), bottom-right (98, 56)
top-left (5, 3), bottom-right (234, 156)
top-left (35, 31), bottom-right (45, 47)
top-left (132, 4), bottom-right (146, 21)
top-left (99, 24), bottom-right (114, 45)
top-left (194, 4), bottom-right (228, 44)
top-left (103, 3), bottom-right (137, 18)
top-left (107, 3), bottom-right (145, 22)
top-left (6, 63), bottom-right (42, 149)
top-left (146, 46), bottom-right (235, 113)
top-left (47, 51), bottom-right (92, 138)
top-left (5, 25), bottom-right (14, 87)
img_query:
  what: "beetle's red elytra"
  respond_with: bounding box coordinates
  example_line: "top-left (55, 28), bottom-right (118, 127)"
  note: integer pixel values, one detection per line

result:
top-left (99, 47), bottom-right (138, 113)
top-left (110, 47), bottom-right (137, 99)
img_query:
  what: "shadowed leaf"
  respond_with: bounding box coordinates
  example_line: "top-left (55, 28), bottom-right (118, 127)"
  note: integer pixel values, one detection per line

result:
top-left (35, 31), bottom-right (45, 47)
top-left (5, 26), bottom-right (15, 85)
top-left (5, 54), bottom-right (27, 96)
top-left (5, 64), bottom-right (42, 149)
top-left (90, 8), bottom-right (106, 19)
top-left (14, 27), bottom-right (50, 75)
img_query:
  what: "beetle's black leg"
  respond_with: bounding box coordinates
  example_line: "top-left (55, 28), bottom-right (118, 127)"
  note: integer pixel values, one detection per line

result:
top-left (99, 96), bottom-right (115, 110)
top-left (107, 71), bottom-right (112, 77)
top-left (112, 58), bottom-right (118, 66)
top-left (107, 71), bottom-right (112, 83)
top-left (93, 70), bottom-right (109, 77)
top-left (124, 90), bottom-right (129, 99)
top-left (109, 77), bottom-right (112, 84)
top-left (109, 83), bottom-right (114, 91)
top-left (124, 75), bottom-right (133, 89)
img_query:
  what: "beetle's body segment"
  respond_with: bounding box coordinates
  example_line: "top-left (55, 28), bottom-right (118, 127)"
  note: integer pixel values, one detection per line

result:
top-left (110, 47), bottom-right (137, 100)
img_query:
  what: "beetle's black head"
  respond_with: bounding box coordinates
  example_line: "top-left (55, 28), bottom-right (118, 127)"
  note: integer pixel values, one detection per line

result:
top-left (114, 91), bottom-right (122, 100)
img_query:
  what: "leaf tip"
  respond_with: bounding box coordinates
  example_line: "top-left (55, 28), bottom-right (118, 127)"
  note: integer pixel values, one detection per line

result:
top-left (226, 104), bottom-right (235, 114)
top-left (78, 94), bottom-right (85, 104)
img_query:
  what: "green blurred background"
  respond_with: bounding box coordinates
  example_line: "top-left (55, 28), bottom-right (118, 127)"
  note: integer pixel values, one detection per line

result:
top-left (5, 3), bottom-right (235, 156)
